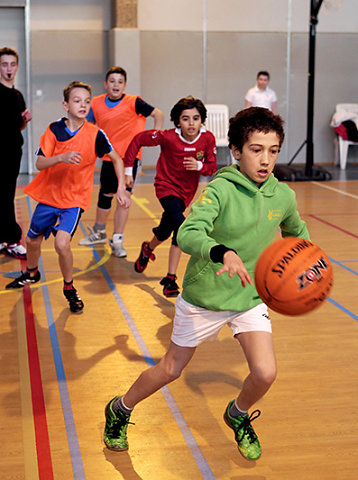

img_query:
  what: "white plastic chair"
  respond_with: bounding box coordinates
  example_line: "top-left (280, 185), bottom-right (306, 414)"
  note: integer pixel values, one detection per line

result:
top-left (335, 103), bottom-right (358, 169)
top-left (205, 104), bottom-right (234, 165)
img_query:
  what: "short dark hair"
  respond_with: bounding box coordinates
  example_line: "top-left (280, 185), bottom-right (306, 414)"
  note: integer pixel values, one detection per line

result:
top-left (63, 81), bottom-right (92, 102)
top-left (257, 70), bottom-right (270, 79)
top-left (0, 47), bottom-right (19, 63)
top-left (170, 96), bottom-right (207, 127)
top-left (228, 107), bottom-right (284, 151)
top-left (105, 66), bottom-right (127, 82)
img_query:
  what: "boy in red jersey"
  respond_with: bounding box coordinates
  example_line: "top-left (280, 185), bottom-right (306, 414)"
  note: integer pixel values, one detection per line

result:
top-left (125, 96), bottom-right (217, 297)
top-left (79, 66), bottom-right (164, 258)
top-left (6, 81), bottom-right (129, 313)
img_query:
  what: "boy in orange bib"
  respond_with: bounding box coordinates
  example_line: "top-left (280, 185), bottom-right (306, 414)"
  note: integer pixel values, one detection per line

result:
top-left (79, 66), bottom-right (164, 257)
top-left (6, 81), bottom-right (129, 313)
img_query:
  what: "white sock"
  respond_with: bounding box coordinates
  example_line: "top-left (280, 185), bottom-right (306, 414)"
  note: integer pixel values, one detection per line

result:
top-left (112, 233), bottom-right (124, 242)
top-left (113, 396), bottom-right (133, 414)
top-left (230, 399), bottom-right (248, 418)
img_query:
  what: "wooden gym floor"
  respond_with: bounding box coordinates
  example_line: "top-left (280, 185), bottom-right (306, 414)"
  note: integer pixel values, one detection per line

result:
top-left (1, 169), bottom-right (358, 479)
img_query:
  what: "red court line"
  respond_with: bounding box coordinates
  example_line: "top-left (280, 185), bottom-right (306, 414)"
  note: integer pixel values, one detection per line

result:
top-left (22, 285), bottom-right (54, 480)
top-left (309, 214), bottom-right (358, 239)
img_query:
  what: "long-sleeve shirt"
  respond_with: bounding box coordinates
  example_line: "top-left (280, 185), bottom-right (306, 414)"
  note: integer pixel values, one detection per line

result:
top-left (124, 127), bottom-right (217, 206)
top-left (177, 165), bottom-right (309, 311)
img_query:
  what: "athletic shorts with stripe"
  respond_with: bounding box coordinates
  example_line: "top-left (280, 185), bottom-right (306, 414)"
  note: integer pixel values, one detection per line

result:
top-left (27, 204), bottom-right (82, 240)
top-left (171, 295), bottom-right (272, 348)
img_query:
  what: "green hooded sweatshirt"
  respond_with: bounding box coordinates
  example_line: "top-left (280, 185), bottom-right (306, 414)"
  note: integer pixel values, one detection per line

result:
top-left (177, 165), bottom-right (310, 312)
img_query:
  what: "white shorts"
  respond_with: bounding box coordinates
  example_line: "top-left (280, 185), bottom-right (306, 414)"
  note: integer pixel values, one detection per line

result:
top-left (171, 295), bottom-right (272, 348)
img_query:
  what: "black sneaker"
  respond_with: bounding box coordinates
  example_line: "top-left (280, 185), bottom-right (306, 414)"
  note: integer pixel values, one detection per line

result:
top-left (160, 274), bottom-right (180, 297)
top-left (6, 270), bottom-right (41, 289)
top-left (63, 288), bottom-right (84, 313)
top-left (134, 241), bottom-right (156, 273)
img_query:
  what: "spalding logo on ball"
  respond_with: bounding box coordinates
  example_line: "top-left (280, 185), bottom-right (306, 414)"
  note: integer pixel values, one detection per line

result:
top-left (255, 237), bottom-right (333, 316)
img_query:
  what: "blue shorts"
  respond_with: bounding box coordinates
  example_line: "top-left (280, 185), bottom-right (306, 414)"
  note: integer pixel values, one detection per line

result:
top-left (27, 204), bottom-right (83, 240)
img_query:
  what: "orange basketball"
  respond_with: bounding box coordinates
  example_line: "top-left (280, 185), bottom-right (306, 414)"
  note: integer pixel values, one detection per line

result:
top-left (255, 237), bottom-right (333, 316)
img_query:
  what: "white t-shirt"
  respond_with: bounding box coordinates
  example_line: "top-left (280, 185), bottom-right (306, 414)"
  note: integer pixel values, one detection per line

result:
top-left (245, 85), bottom-right (277, 111)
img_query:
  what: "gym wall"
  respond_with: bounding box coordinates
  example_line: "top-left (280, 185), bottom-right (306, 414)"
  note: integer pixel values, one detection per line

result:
top-left (13, 0), bottom-right (358, 169)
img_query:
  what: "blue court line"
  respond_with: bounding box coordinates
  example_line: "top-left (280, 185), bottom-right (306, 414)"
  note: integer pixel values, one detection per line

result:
top-left (327, 257), bottom-right (358, 321)
top-left (81, 224), bottom-right (216, 480)
top-left (326, 297), bottom-right (358, 322)
top-left (26, 197), bottom-right (86, 480)
top-left (329, 257), bottom-right (358, 275)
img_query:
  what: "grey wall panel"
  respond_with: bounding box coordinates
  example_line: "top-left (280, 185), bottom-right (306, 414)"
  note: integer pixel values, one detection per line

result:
top-left (0, 6), bottom-right (29, 173)
top-left (290, 32), bottom-right (358, 165)
top-left (206, 31), bottom-right (358, 166)
top-left (140, 31), bottom-right (203, 123)
top-left (30, 31), bottom-right (109, 164)
top-left (140, 31), bottom-right (203, 166)
top-left (31, 31), bottom-right (108, 76)
top-left (30, 0), bottom-right (111, 31)
top-left (315, 33), bottom-right (358, 164)
top-left (286, 33), bottom-right (308, 165)
top-left (27, 22), bottom-right (358, 169)
top-left (206, 32), bottom-right (291, 165)
top-left (206, 32), bottom-right (287, 115)
top-left (139, 29), bottom-right (358, 167)
top-left (0, 0), bottom-right (25, 5)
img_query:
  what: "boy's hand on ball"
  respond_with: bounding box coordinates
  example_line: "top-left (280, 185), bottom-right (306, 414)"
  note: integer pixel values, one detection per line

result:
top-left (216, 251), bottom-right (253, 287)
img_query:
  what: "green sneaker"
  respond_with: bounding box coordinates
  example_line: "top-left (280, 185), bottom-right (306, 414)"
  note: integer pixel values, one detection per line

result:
top-left (104, 396), bottom-right (134, 451)
top-left (223, 400), bottom-right (262, 460)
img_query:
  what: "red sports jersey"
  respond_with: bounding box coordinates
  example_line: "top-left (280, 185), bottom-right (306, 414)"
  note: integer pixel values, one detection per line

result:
top-left (91, 93), bottom-right (146, 161)
top-left (124, 128), bottom-right (217, 206)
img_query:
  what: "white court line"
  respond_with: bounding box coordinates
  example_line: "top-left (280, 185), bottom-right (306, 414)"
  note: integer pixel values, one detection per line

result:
top-left (312, 181), bottom-right (358, 200)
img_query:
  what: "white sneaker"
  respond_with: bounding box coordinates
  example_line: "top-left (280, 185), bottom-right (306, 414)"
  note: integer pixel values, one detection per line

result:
top-left (4, 243), bottom-right (27, 260)
top-left (0, 243), bottom-right (6, 253)
top-left (109, 237), bottom-right (127, 258)
top-left (79, 226), bottom-right (107, 246)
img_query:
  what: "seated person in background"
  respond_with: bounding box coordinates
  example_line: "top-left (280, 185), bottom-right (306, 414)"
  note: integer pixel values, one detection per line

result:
top-left (245, 71), bottom-right (277, 114)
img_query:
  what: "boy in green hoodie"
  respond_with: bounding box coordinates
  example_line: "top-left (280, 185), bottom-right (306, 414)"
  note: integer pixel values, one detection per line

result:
top-left (103, 107), bottom-right (309, 460)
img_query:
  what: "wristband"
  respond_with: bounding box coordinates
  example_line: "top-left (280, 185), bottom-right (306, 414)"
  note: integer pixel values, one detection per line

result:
top-left (210, 245), bottom-right (237, 263)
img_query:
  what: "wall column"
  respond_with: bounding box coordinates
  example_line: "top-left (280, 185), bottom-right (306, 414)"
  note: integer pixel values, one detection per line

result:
top-left (109, 0), bottom-right (140, 94)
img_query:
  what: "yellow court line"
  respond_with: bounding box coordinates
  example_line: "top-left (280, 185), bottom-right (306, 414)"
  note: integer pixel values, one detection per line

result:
top-left (16, 300), bottom-right (39, 480)
top-left (35, 246), bottom-right (168, 253)
top-left (2, 193), bottom-right (158, 295)
top-left (131, 195), bottom-right (160, 225)
top-left (0, 245), bottom-right (111, 295)
top-left (41, 247), bottom-right (106, 253)
top-left (15, 193), bottom-right (28, 200)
